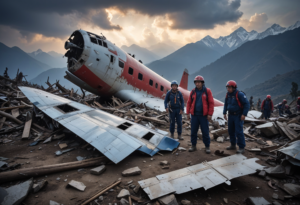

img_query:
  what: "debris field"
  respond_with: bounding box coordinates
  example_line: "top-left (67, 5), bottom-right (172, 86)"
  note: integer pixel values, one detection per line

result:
top-left (0, 72), bottom-right (300, 205)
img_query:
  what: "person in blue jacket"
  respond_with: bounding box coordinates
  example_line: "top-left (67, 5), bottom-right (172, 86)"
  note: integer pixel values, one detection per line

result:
top-left (223, 80), bottom-right (250, 154)
top-left (164, 80), bottom-right (184, 140)
top-left (277, 99), bottom-right (288, 116)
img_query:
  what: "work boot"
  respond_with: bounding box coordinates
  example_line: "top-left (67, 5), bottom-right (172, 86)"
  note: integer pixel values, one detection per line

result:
top-left (178, 134), bottom-right (183, 140)
top-left (226, 144), bottom-right (237, 150)
top-left (170, 133), bottom-right (174, 139)
top-left (236, 148), bottom-right (245, 154)
top-left (205, 147), bottom-right (211, 154)
top-left (189, 145), bottom-right (197, 152)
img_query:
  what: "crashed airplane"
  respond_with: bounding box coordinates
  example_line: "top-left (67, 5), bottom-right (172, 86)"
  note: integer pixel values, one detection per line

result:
top-left (63, 30), bottom-right (227, 124)
top-left (19, 87), bottom-right (179, 164)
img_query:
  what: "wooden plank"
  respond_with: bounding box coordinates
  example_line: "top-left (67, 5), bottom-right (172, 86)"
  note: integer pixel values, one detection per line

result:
top-left (22, 119), bottom-right (32, 139)
top-left (11, 108), bottom-right (20, 118)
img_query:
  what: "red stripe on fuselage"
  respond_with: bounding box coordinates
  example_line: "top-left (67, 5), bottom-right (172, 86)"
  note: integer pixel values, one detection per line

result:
top-left (73, 64), bottom-right (112, 96)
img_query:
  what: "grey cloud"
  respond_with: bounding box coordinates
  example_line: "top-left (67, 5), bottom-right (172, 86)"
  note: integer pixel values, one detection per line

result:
top-left (0, 0), bottom-right (242, 38)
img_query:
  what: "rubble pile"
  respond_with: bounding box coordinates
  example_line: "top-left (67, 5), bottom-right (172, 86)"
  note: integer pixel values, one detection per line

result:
top-left (1, 70), bottom-right (300, 205)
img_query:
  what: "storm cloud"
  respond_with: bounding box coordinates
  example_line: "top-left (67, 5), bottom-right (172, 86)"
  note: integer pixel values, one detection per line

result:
top-left (0, 0), bottom-right (243, 38)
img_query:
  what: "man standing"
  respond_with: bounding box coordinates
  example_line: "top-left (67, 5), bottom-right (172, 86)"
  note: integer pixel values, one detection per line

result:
top-left (186, 76), bottom-right (214, 154)
top-left (277, 99), bottom-right (287, 116)
top-left (257, 98), bottom-right (261, 110)
top-left (223, 80), bottom-right (250, 154)
top-left (164, 80), bottom-right (184, 140)
top-left (249, 96), bottom-right (254, 110)
top-left (261, 95), bottom-right (274, 119)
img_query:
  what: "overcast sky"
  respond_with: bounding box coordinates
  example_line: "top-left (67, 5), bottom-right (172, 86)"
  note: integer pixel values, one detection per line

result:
top-left (0, 0), bottom-right (299, 54)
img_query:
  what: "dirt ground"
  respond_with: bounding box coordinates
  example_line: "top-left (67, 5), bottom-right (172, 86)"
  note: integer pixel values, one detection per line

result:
top-left (1, 124), bottom-right (299, 205)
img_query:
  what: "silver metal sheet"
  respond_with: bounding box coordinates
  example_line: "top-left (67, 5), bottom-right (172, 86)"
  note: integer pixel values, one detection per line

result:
top-left (19, 86), bottom-right (178, 164)
top-left (139, 155), bottom-right (264, 200)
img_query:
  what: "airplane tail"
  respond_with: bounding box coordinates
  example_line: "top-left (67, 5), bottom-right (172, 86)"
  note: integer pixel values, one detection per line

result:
top-left (179, 68), bottom-right (189, 90)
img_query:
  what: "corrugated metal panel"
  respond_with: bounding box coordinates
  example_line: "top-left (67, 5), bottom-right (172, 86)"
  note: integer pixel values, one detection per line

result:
top-left (138, 155), bottom-right (264, 200)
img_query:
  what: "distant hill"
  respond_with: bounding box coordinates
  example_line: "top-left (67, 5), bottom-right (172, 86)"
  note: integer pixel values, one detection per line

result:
top-left (147, 43), bottom-right (176, 59)
top-left (0, 42), bottom-right (50, 80)
top-left (28, 49), bottom-right (67, 68)
top-left (147, 42), bottom-right (223, 82)
top-left (121, 44), bottom-right (160, 64)
top-left (47, 51), bottom-right (64, 59)
top-left (30, 67), bottom-right (80, 92)
top-left (190, 27), bottom-right (300, 100)
top-left (244, 70), bottom-right (300, 103)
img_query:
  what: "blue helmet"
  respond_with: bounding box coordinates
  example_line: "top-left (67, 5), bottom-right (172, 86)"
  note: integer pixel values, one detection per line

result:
top-left (171, 80), bottom-right (178, 87)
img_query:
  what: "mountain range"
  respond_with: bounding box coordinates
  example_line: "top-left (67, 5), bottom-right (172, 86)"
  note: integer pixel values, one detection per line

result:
top-left (147, 20), bottom-right (300, 82)
top-left (190, 27), bottom-right (300, 100)
top-left (0, 42), bottom-right (50, 80)
top-left (28, 49), bottom-right (66, 68)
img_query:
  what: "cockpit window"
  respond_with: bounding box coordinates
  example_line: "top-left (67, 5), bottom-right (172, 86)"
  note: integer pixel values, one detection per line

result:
top-left (90, 37), bottom-right (97, 44)
top-left (103, 41), bottom-right (108, 48)
top-left (97, 39), bottom-right (103, 46)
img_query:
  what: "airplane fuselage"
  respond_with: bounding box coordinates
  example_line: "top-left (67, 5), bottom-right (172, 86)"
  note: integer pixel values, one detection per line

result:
top-left (64, 30), bottom-right (224, 109)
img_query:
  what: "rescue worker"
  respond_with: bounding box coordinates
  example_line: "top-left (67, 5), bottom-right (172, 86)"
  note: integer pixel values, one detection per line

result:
top-left (186, 76), bottom-right (214, 154)
top-left (277, 99), bottom-right (287, 116)
top-left (223, 80), bottom-right (250, 154)
top-left (297, 97), bottom-right (300, 112)
top-left (164, 80), bottom-right (184, 140)
top-left (257, 98), bottom-right (261, 110)
top-left (249, 96), bottom-right (254, 110)
top-left (261, 95), bottom-right (274, 119)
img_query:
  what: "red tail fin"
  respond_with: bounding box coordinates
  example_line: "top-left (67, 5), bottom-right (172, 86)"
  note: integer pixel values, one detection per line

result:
top-left (179, 68), bottom-right (189, 90)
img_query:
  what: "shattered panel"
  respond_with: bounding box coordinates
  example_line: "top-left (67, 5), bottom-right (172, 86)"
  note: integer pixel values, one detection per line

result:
top-left (19, 87), bottom-right (179, 164)
top-left (138, 155), bottom-right (264, 200)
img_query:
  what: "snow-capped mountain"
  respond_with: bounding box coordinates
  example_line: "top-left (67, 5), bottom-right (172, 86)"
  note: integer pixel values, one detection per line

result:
top-left (30, 49), bottom-right (44, 56)
top-left (196, 20), bottom-right (300, 51)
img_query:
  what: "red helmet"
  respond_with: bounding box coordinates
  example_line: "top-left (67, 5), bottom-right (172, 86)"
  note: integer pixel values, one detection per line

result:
top-left (226, 80), bottom-right (237, 88)
top-left (194, 75), bottom-right (204, 83)
top-left (283, 99), bottom-right (287, 103)
top-left (267, 95), bottom-right (271, 99)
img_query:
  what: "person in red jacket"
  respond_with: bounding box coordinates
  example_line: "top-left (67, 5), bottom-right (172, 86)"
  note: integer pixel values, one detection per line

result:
top-left (261, 95), bottom-right (274, 119)
top-left (186, 75), bottom-right (214, 153)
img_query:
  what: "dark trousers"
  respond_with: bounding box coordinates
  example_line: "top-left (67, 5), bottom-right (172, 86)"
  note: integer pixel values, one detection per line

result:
top-left (191, 115), bottom-right (210, 147)
top-left (263, 110), bottom-right (271, 119)
top-left (228, 114), bottom-right (245, 149)
top-left (169, 108), bottom-right (182, 135)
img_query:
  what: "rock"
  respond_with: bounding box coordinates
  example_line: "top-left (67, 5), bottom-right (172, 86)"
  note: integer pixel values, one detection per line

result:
top-left (67, 180), bottom-right (86, 191)
top-left (258, 170), bottom-right (266, 177)
top-left (209, 126), bottom-right (214, 131)
top-left (216, 137), bottom-right (224, 143)
top-left (158, 194), bottom-right (178, 205)
top-left (160, 161), bottom-right (169, 165)
top-left (272, 193), bottom-right (278, 199)
top-left (265, 165), bottom-right (286, 178)
top-left (223, 198), bottom-right (228, 204)
top-left (133, 185), bottom-right (140, 193)
top-left (49, 200), bottom-right (60, 205)
top-left (162, 166), bottom-right (169, 169)
top-left (99, 196), bottom-right (103, 201)
top-left (129, 184), bottom-right (136, 189)
top-left (283, 183), bottom-right (300, 197)
top-left (212, 121), bottom-right (220, 129)
top-left (186, 161), bottom-right (192, 165)
top-left (120, 198), bottom-right (129, 205)
top-left (126, 180), bottom-right (133, 185)
top-left (178, 147), bottom-right (186, 151)
top-left (122, 167), bottom-right (141, 176)
top-left (32, 180), bottom-right (48, 193)
top-left (1, 178), bottom-right (33, 205)
top-left (90, 165), bottom-right (106, 175)
top-left (246, 197), bottom-right (271, 205)
top-left (181, 200), bottom-right (191, 205)
top-left (117, 189), bottom-right (130, 199)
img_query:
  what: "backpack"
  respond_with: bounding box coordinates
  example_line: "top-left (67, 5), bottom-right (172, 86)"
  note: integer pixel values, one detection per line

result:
top-left (225, 91), bottom-right (245, 109)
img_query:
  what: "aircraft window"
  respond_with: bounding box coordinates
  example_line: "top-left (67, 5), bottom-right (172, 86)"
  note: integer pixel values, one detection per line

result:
top-left (161, 85), bottom-right (164, 91)
top-left (119, 61), bottom-right (124, 68)
top-left (149, 79), bottom-right (153, 86)
top-left (128, 67), bottom-right (134, 75)
top-left (90, 37), bottom-right (97, 44)
top-left (110, 55), bottom-right (115, 63)
top-left (138, 73), bottom-right (143, 80)
top-left (155, 83), bottom-right (158, 89)
top-left (142, 132), bottom-right (155, 140)
top-left (97, 39), bottom-right (103, 46)
top-left (103, 41), bottom-right (108, 48)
